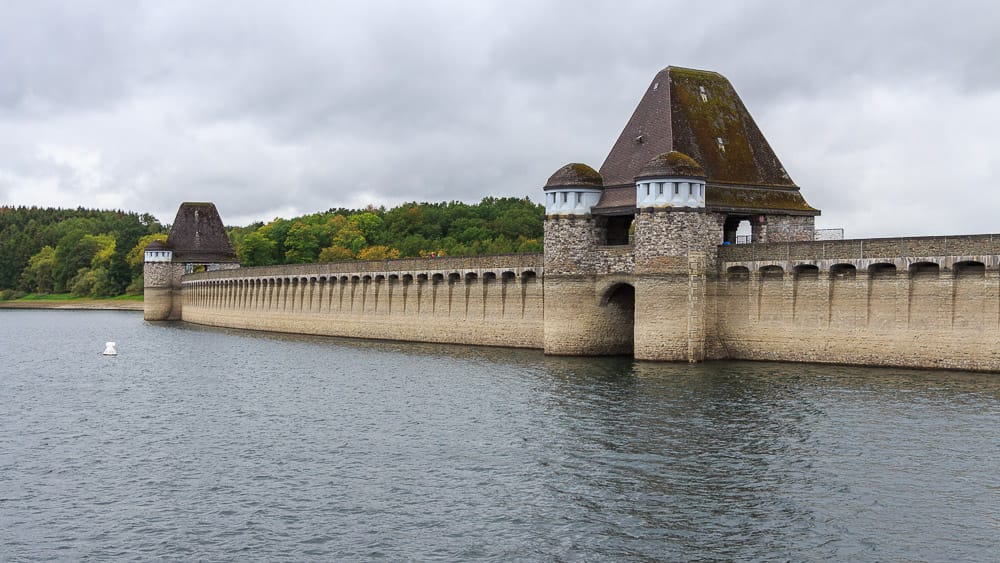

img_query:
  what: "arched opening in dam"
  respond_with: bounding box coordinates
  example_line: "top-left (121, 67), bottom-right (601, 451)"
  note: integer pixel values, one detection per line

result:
top-left (723, 215), bottom-right (753, 244)
top-left (601, 282), bottom-right (636, 356)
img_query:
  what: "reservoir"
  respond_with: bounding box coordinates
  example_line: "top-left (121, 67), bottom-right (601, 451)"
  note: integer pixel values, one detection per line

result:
top-left (2, 309), bottom-right (998, 560)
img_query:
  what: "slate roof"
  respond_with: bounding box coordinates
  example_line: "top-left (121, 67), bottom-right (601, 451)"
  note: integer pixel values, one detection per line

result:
top-left (595, 66), bottom-right (818, 216)
top-left (166, 202), bottom-right (238, 263)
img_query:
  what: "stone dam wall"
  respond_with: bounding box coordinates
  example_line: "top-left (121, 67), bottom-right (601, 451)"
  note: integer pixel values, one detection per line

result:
top-left (179, 254), bottom-right (545, 349)
top-left (171, 235), bottom-right (1000, 371)
top-left (714, 234), bottom-right (1000, 371)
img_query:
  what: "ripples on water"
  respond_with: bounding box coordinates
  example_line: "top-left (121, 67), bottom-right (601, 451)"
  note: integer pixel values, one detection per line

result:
top-left (1, 309), bottom-right (998, 561)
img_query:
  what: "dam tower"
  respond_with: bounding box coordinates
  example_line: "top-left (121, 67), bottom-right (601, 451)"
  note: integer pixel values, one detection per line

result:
top-left (143, 202), bottom-right (239, 321)
top-left (542, 66), bottom-right (819, 360)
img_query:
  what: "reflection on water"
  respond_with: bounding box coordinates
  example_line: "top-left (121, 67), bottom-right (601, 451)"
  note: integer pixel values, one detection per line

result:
top-left (1, 310), bottom-right (998, 561)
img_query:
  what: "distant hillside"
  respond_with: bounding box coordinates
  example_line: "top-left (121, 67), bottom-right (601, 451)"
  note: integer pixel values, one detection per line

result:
top-left (0, 197), bottom-right (545, 296)
top-left (0, 206), bottom-right (165, 296)
top-left (227, 197), bottom-right (544, 267)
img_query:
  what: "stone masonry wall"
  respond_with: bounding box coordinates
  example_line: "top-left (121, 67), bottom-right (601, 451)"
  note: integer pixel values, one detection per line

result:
top-left (752, 214), bottom-right (815, 243)
top-left (712, 252), bottom-right (1000, 371)
top-left (180, 259), bottom-right (544, 349)
top-left (544, 217), bottom-right (603, 275)
top-left (543, 275), bottom-right (634, 356)
top-left (634, 209), bottom-right (724, 271)
top-left (143, 262), bottom-right (184, 320)
top-left (168, 231), bottom-right (1000, 371)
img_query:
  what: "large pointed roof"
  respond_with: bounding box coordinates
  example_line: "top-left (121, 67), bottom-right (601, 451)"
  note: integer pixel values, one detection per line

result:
top-left (596, 66), bottom-right (818, 216)
top-left (166, 202), bottom-right (238, 263)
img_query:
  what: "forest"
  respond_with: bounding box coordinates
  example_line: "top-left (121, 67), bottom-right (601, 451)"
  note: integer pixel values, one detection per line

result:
top-left (0, 197), bottom-right (544, 299)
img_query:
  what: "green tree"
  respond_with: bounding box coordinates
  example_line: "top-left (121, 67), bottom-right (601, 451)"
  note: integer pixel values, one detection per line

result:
top-left (283, 221), bottom-right (320, 263)
top-left (318, 244), bottom-right (354, 262)
top-left (238, 231), bottom-right (278, 266)
top-left (21, 245), bottom-right (56, 293)
top-left (352, 212), bottom-right (384, 243)
top-left (53, 230), bottom-right (99, 292)
top-left (356, 245), bottom-right (401, 260)
top-left (126, 233), bottom-right (169, 269)
top-left (332, 219), bottom-right (367, 254)
top-left (257, 218), bottom-right (293, 259)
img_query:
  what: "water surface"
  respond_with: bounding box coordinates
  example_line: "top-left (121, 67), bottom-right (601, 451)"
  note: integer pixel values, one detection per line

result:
top-left (1, 310), bottom-right (998, 560)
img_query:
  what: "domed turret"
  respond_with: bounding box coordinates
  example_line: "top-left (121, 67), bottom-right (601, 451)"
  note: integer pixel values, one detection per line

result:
top-left (635, 151), bottom-right (706, 208)
top-left (543, 163), bottom-right (603, 216)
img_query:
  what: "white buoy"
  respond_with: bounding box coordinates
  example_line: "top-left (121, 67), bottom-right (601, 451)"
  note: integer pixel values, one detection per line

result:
top-left (103, 342), bottom-right (118, 356)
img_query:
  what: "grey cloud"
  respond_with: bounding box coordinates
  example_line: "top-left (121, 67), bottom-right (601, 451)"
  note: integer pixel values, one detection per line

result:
top-left (0, 0), bottom-right (998, 239)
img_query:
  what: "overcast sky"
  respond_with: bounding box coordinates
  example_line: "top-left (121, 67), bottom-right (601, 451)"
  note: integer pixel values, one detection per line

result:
top-left (1, 0), bottom-right (998, 237)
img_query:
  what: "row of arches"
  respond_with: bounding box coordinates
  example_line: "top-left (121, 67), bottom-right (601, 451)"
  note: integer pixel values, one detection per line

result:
top-left (182, 269), bottom-right (541, 319)
top-left (722, 260), bottom-right (994, 330)
top-left (726, 260), bottom-right (989, 280)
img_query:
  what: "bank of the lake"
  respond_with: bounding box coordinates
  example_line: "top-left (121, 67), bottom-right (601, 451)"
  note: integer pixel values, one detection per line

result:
top-left (0, 295), bottom-right (143, 311)
top-left (2, 309), bottom-right (998, 561)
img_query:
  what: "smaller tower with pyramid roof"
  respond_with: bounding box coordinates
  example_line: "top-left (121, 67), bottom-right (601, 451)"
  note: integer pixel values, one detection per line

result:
top-left (143, 202), bottom-right (239, 320)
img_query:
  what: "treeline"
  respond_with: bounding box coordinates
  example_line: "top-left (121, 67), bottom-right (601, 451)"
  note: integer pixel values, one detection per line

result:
top-left (0, 206), bottom-right (166, 298)
top-left (228, 197), bottom-right (544, 267)
top-left (0, 197), bottom-right (544, 298)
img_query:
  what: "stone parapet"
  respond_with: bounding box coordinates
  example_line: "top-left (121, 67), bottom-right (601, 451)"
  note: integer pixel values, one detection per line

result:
top-left (187, 253), bottom-right (543, 282)
top-left (719, 234), bottom-right (1000, 272)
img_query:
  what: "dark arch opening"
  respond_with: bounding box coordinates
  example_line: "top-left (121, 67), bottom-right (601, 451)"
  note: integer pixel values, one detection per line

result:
top-left (955, 261), bottom-right (986, 277)
top-left (602, 215), bottom-right (634, 246)
top-left (727, 265), bottom-right (750, 281)
top-left (601, 283), bottom-right (635, 356)
top-left (723, 215), bottom-right (753, 244)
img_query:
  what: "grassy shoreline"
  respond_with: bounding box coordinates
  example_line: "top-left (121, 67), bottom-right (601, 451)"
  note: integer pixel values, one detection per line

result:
top-left (0, 294), bottom-right (143, 311)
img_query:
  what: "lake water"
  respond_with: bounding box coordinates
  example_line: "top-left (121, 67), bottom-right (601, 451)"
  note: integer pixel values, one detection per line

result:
top-left (1, 309), bottom-right (998, 561)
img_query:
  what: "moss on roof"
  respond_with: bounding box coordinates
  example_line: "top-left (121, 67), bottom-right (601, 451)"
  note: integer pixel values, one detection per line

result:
top-left (668, 67), bottom-right (795, 187)
top-left (596, 66), bottom-right (819, 215)
top-left (144, 239), bottom-right (171, 250)
top-left (544, 162), bottom-right (604, 189)
top-left (636, 151), bottom-right (705, 179)
top-left (706, 184), bottom-right (819, 214)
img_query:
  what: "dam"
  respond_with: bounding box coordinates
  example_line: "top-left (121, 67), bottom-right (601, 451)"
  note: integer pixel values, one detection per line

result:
top-left (145, 67), bottom-right (1000, 371)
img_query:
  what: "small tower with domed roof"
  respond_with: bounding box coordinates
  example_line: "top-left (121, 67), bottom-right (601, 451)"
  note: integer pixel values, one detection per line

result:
top-left (543, 163), bottom-right (604, 216)
top-left (634, 151), bottom-right (706, 209)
